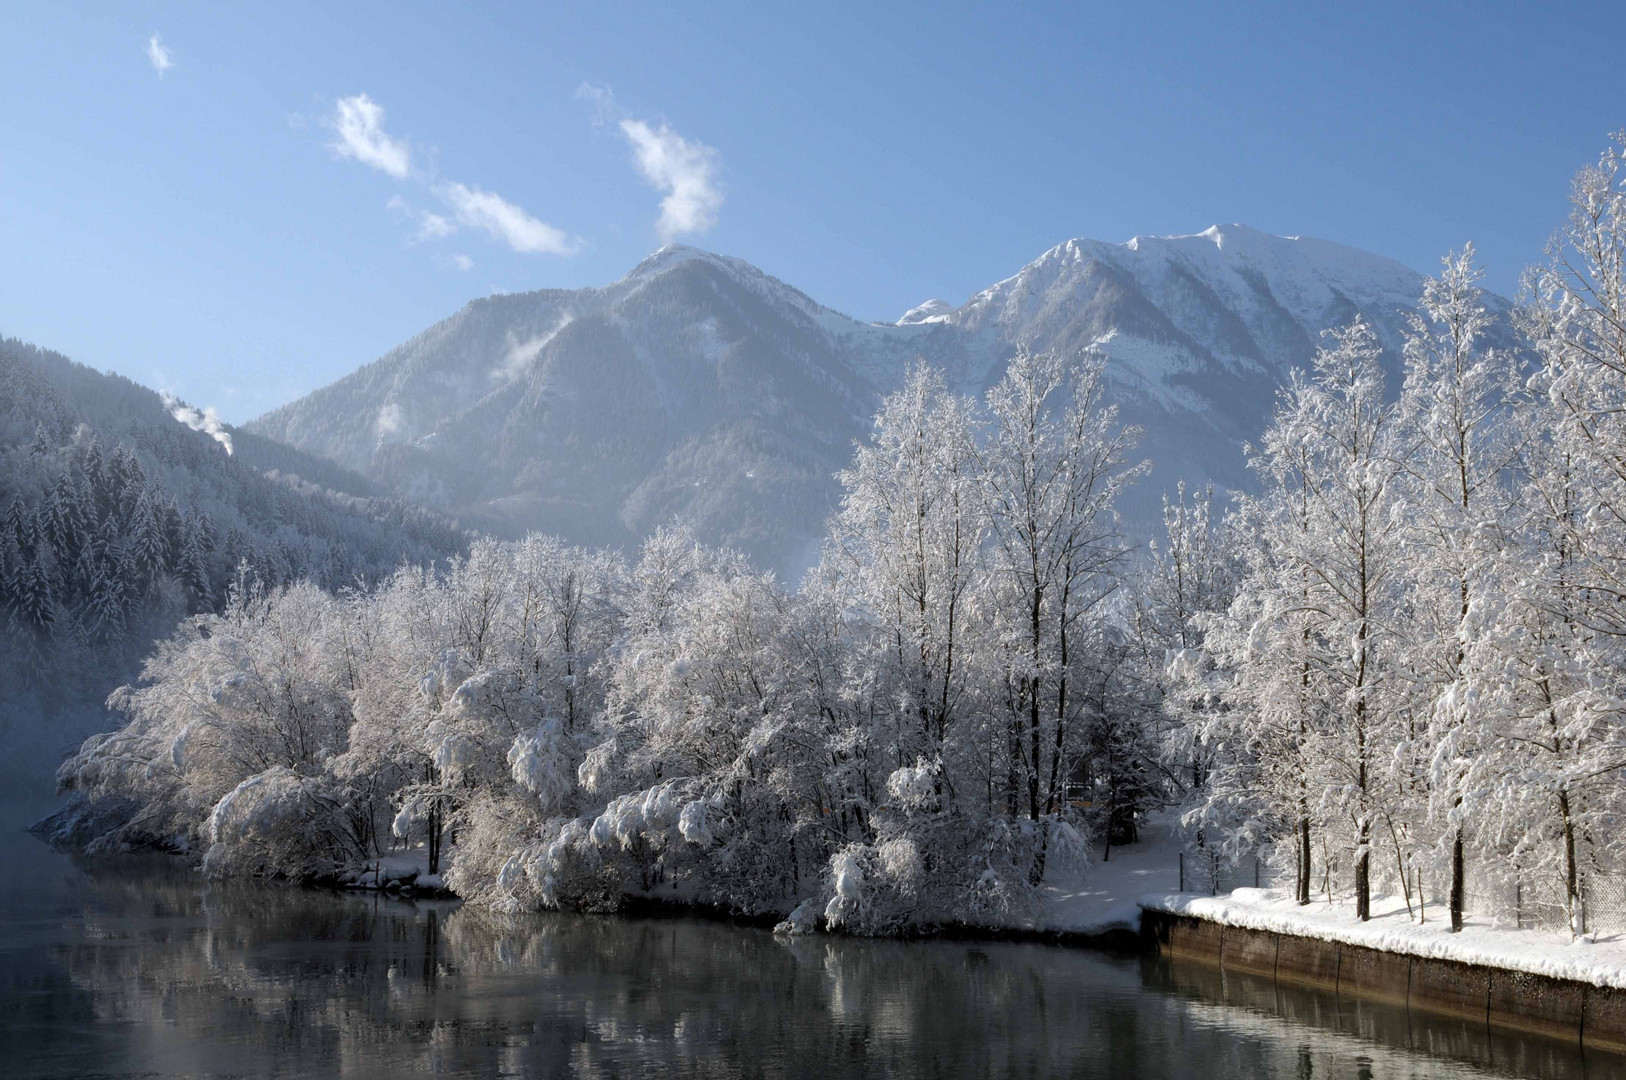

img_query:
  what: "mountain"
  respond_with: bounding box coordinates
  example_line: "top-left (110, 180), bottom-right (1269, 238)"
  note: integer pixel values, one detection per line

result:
top-left (0, 337), bottom-right (472, 806)
top-left (249, 227), bottom-right (1503, 574)
top-left (914, 225), bottom-right (1498, 525)
top-left (250, 247), bottom-right (918, 573)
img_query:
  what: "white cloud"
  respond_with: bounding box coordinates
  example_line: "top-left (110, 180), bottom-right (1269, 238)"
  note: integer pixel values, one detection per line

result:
top-left (375, 403), bottom-right (404, 439)
top-left (493, 315), bottom-right (572, 381)
top-left (418, 212), bottom-right (455, 239)
top-left (437, 181), bottom-right (579, 255)
top-left (160, 392), bottom-right (232, 455)
top-left (388, 195), bottom-right (459, 243)
top-left (575, 82), bottom-right (617, 126)
top-left (331, 94), bottom-right (410, 178)
top-left (147, 34), bottom-right (173, 77)
top-left (620, 119), bottom-right (723, 241)
top-left (330, 96), bottom-right (578, 259)
top-left (576, 85), bottom-right (723, 241)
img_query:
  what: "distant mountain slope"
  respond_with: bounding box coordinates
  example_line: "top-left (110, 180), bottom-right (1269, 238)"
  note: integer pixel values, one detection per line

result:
top-left (250, 227), bottom-right (1509, 573)
top-left (250, 248), bottom-right (910, 571)
top-left (919, 224), bottom-right (1507, 524)
top-left (0, 337), bottom-right (472, 802)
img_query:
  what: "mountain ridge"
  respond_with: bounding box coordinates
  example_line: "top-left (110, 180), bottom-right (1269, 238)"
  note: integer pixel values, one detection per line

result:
top-left (248, 227), bottom-right (1505, 574)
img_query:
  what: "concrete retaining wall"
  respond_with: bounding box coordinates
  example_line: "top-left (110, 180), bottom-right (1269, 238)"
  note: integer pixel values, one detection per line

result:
top-left (1142, 908), bottom-right (1626, 1054)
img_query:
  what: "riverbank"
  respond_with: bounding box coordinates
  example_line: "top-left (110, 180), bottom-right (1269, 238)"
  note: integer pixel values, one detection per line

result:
top-left (18, 819), bottom-right (1589, 1080)
top-left (1144, 887), bottom-right (1626, 990)
top-left (1140, 891), bottom-right (1626, 1052)
top-left (34, 791), bottom-right (1626, 1039)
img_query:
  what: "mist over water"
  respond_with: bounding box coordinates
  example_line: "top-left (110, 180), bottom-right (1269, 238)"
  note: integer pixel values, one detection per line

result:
top-left (0, 827), bottom-right (1616, 1080)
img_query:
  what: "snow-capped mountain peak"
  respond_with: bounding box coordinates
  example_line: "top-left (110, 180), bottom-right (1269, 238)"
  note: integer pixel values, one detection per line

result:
top-left (248, 228), bottom-right (1505, 574)
top-left (897, 299), bottom-right (956, 325)
top-left (622, 243), bottom-right (745, 283)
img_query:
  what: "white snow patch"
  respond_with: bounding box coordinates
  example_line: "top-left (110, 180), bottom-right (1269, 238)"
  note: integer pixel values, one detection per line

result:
top-left (897, 299), bottom-right (955, 325)
top-left (1040, 818), bottom-right (1184, 934)
top-left (1145, 886), bottom-right (1626, 990)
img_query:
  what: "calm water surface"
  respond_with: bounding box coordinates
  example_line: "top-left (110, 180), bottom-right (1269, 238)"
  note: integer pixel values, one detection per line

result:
top-left (0, 825), bottom-right (1619, 1080)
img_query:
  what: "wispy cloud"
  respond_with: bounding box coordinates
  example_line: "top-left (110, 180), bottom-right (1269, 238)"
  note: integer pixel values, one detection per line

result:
top-left (386, 194), bottom-right (451, 241)
top-left (161, 392), bottom-right (233, 455)
top-left (493, 314), bottom-right (573, 381)
top-left (420, 213), bottom-right (455, 240)
top-left (146, 34), bottom-right (173, 77)
top-left (375, 403), bottom-right (404, 439)
top-left (331, 94), bottom-right (410, 178)
top-left (620, 119), bottom-right (722, 241)
top-left (575, 82), bottom-right (617, 126)
top-left (437, 181), bottom-right (580, 255)
top-left (576, 83), bottom-right (723, 241)
top-left (329, 95), bottom-right (579, 259)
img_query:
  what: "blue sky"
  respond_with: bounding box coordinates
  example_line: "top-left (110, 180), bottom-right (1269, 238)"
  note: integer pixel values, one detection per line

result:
top-left (2, 2), bottom-right (1620, 422)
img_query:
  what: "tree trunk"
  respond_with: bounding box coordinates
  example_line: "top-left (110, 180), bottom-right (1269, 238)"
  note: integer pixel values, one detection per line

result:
top-left (1355, 819), bottom-right (1370, 921)
top-left (1449, 826), bottom-right (1464, 933)
top-left (1029, 589), bottom-right (1042, 822)
top-left (1560, 788), bottom-right (1579, 934)
top-left (428, 801), bottom-right (442, 875)
top-left (1297, 815), bottom-right (1312, 906)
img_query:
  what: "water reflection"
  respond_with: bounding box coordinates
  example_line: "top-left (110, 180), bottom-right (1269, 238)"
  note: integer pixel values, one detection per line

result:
top-left (1, 829), bottom-right (1621, 1079)
top-left (1147, 958), bottom-right (1612, 1080)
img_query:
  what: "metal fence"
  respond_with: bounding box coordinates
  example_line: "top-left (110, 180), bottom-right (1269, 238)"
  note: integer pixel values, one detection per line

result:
top-left (1178, 848), bottom-right (1273, 895)
top-left (1461, 867), bottom-right (1626, 937)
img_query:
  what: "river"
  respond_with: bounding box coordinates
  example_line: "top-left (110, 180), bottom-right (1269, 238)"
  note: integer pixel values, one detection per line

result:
top-left (0, 824), bottom-right (1619, 1079)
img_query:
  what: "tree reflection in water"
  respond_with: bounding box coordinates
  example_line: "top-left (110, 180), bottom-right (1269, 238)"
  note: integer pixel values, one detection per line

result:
top-left (2, 834), bottom-right (1622, 1080)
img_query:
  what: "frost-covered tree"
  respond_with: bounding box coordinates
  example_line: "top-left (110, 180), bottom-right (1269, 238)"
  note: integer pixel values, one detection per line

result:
top-left (1396, 245), bottom-right (1520, 931)
top-left (822, 365), bottom-right (984, 791)
top-left (1129, 483), bottom-right (1239, 817)
top-left (980, 348), bottom-right (1143, 840)
top-left (1198, 320), bottom-right (1408, 919)
top-left (1487, 131), bottom-right (1626, 930)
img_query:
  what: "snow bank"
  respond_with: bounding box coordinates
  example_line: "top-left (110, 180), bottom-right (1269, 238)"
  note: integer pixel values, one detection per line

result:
top-left (1144, 887), bottom-right (1626, 990)
top-left (1039, 819), bottom-right (1182, 935)
top-left (342, 849), bottom-right (453, 896)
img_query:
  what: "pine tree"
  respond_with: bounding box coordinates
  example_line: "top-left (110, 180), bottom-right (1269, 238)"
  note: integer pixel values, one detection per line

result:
top-left (179, 527), bottom-right (213, 611)
top-left (45, 468), bottom-right (86, 568)
top-left (85, 550), bottom-right (129, 648)
top-left (128, 490), bottom-right (171, 595)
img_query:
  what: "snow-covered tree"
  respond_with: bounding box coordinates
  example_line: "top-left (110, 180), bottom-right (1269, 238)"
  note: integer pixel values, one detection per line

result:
top-left (980, 348), bottom-right (1143, 840)
top-left (1396, 245), bottom-right (1520, 930)
top-left (822, 364), bottom-right (984, 792)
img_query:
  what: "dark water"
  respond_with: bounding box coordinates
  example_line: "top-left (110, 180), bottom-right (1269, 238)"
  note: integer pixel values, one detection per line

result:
top-left (0, 827), bottom-right (1619, 1080)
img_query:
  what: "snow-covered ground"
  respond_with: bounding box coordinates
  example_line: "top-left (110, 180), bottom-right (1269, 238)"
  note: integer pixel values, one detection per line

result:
top-left (1142, 885), bottom-right (1626, 990)
top-left (341, 849), bottom-right (448, 895)
top-left (1036, 819), bottom-right (1626, 989)
top-left (1038, 819), bottom-right (1184, 935)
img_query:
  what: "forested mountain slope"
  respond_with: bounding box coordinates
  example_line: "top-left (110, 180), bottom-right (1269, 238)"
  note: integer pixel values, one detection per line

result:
top-left (249, 227), bottom-right (1511, 574)
top-left (0, 337), bottom-right (471, 802)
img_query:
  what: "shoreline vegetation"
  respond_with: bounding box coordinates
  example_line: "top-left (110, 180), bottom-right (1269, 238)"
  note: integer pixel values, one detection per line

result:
top-left (34, 134), bottom-right (1626, 999)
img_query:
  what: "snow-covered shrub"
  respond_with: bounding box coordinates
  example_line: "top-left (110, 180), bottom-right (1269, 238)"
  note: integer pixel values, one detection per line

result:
top-left (202, 767), bottom-right (351, 880)
top-left (440, 790), bottom-right (546, 909)
top-left (885, 761), bottom-right (938, 812)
